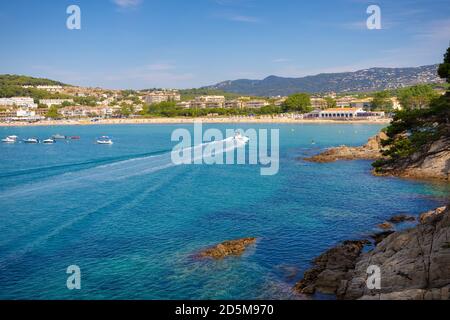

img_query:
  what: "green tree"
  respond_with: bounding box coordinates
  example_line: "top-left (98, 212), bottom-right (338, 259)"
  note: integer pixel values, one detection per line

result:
top-left (325, 97), bottom-right (337, 108)
top-left (397, 85), bottom-right (438, 110)
top-left (438, 46), bottom-right (450, 84)
top-left (282, 93), bottom-right (312, 113)
top-left (46, 105), bottom-right (60, 119)
top-left (371, 91), bottom-right (393, 111)
top-left (61, 101), bottom-right (73, 107)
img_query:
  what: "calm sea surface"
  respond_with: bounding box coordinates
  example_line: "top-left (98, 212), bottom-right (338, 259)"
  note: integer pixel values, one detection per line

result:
top-left (0, 123), bottom-right (448, 299)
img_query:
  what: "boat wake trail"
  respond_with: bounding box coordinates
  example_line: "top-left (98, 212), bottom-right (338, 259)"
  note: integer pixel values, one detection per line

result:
top-left (0, 137), bottom-right (245, 200)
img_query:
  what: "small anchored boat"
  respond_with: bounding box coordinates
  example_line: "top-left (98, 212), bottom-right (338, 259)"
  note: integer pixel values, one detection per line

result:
top-left (52, 134), bottom-right (66, 140)
top-left (23, 138), bottom-right (39, 144)
top-left (96, 136), bottom-right (113, 145)
top-left (43, 138), bottom-right (56, 144)
top-left (2, 135), bottom-right (18, 143)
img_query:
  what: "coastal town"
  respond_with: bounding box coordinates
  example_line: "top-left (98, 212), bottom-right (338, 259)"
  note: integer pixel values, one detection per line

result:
top-left (1, 78), bottom-right (445, 126)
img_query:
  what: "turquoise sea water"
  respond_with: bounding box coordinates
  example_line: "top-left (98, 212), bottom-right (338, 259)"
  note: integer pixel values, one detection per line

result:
top-left (0, 123), bottom-right (448, 299)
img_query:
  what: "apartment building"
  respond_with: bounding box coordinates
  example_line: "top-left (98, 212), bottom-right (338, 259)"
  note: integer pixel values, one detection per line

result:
top-left (0, 97), bottom-right (36, 108)
top-left (143, 91), bottom-right (181, 104)
top-left (242, 99), bottom-right (269, 108)
top-left (59, 106), bottom-right (114, 118)
top-left (335, 96), bottom-right (355, 107)
top-left (310, 98), bottom-right (328, 109)
top-left (349, 98), bottom-right (373, 109)
top-left (190, 96), bottom-right (225, 108)
top-left (225, 100), bottom-right (244, 108)
top-left (39, 99), bottom-right (74, 107)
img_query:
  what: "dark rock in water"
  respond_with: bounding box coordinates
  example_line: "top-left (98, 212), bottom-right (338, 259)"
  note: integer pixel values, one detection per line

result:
top-left (199, 237), bottom-right (257, 259)
top-left (370, 231), bottom-right (395, 244)
top-left (294, 240), bottom-right (369, 295)
top-left (377, 222), bottom-right (394, 230)
top-left (276, 264), bottom-right (300, 281)
top-left (388, 214), bottom-right (416, 224)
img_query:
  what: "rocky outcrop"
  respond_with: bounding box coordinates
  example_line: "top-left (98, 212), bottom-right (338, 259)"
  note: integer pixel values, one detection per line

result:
top-left (304, 132), bottom-right (388, 163)
top-left (374, 136), bottom-right (450, 181)
top-left (419, 206), bottom-right (447, 224)
top-left (295, 206), bottom-right (450, 300)
top-left (293, 240), bottom-right (369, 295)
top-left (341, 206), bottom-right (450, 300)
top-left (304, 130), bottom-right (449, 181)
top-left (198, 237), bottom-right (257, 259)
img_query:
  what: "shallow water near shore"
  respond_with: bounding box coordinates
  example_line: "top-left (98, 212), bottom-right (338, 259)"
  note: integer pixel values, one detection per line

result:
top-left (0, 123), bottom-right (448, 299)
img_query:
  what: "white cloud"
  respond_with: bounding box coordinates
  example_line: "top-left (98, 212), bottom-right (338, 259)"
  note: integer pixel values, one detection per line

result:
top-left (112, 0), bottom-right (142, 8)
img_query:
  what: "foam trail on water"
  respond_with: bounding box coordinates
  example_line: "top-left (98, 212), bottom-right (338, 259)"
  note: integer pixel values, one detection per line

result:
top-left (0, 137), bottom-right (244, 199)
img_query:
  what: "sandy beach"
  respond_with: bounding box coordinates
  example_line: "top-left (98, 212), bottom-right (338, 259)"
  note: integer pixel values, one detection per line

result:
top-left (0, 117), bottom-right (392, 127)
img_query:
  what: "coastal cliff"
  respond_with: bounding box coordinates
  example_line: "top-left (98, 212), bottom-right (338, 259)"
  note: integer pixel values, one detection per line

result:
top-left (295, 206), bottom-right (450, 300)
top-left (373, 135), bottom-right (449, 181)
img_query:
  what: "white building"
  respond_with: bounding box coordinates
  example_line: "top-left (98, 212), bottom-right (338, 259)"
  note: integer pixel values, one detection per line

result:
top-left (37, 85), bottom-right (63, 92)
top-left (39, 99), bottom-right (74, 107)
top-left (319, 108), bottom-right (364, 119)
top-left (0, 97), bottom-right (37, 108)
top-left (16, 109), bottom-right (36, 118)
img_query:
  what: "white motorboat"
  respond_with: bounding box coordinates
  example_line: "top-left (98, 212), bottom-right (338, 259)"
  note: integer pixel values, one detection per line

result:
top-left (43, 138), bottom-right (56, 144)
top-left (23, 138), bottom-right (39, 144)
top-left (233, 131), bottom-right (249, 145)
top-left (52, 134), bottom-right (66, 140)
top-left (2, 135), bottom-right (18, 143)
top-left (96, 136), bottom-right (113, 145)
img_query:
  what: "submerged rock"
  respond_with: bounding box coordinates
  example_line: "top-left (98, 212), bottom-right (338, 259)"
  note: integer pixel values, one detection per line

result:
top-left (377, 222), bottom-right (394, 230)
top-left (199, 237), bottom-right (257, 259)
top-left (304, 132), bottom-right (388, 163)
top-left (387, 214), bottom-right (416, 224)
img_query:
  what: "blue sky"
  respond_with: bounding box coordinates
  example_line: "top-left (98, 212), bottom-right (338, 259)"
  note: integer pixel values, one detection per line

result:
top-left (0, 0), bottom-right (449, 89)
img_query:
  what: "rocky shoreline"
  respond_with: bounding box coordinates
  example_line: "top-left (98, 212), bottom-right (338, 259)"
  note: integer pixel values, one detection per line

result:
top-left (374, 136), bottom-right (450, 181)
top-left (304, 132), bottom-right (388, 163)
top-left (304, 131), bottom-right (449, 181)
top-left (294, 206), bottom-right (450, 300)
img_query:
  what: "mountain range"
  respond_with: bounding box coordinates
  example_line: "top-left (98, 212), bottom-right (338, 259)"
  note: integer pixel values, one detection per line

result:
top-left (205, 64), bottom-right (442, 96)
